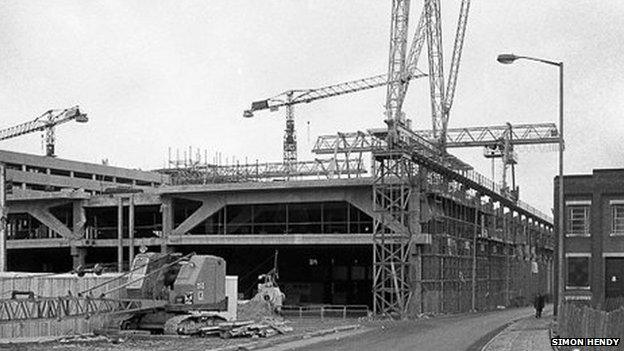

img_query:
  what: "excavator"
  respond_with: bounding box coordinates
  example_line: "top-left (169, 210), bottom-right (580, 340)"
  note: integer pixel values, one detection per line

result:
top-left (79, 251), bottom-right (232, 335)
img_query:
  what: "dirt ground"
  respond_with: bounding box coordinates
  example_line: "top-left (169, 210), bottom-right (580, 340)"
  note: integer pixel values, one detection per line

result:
top-left (3, 318), bottom-right (360, 351)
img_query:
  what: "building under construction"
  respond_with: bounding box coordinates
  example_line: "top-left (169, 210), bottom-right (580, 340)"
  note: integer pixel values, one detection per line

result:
top-left (1, 136), bottom-right (554, 316)
top-left (0, 0), bottom-right (559, 318)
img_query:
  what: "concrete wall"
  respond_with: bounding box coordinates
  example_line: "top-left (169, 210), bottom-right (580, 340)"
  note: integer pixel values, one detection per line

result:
top-left (0, 272), bottom-right (126, 299)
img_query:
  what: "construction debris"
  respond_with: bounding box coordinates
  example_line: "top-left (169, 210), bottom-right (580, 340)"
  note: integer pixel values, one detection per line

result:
top-left (175, 317), bottom-right (293, 339)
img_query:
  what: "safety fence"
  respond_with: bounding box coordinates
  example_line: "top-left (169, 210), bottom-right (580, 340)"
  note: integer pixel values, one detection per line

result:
top-left (557, 303), bottom-right (624, 350)
top-left (281, 305), bottom-right (370, 319)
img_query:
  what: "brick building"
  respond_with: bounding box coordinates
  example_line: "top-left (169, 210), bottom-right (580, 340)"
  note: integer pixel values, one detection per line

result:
top-left (555, 168), bottom-right (624, 311)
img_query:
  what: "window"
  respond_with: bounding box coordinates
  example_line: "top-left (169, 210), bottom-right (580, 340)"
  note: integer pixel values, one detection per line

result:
top-left (611, 205), bottom-right (624, 235)
top-left (567, 206), bottom-right (590, 236)
top-left (566, 256), bottom-right (590, 289)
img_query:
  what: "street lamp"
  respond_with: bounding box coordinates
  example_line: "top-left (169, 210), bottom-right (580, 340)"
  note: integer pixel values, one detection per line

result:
top-left (497, 53), bottom-right (564, 316)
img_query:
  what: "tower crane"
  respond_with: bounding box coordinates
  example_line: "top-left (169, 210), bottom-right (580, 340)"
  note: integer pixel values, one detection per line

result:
top-left (385, 0), bottom-right (471, 148)
top-left (243, 0), bottom-right (470, 171)
top-left (243, 71), bottom-right (427, 170)
top-left (0, 106), bottom-right (88, 157)
top-left (243, 6), bottom-right (431, 170)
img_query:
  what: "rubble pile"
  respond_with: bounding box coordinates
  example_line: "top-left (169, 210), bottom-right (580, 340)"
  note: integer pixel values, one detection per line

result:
top-left (237, 296), bottom-right (277, 321)
top-left (181, 317), bottom-right (293, 339)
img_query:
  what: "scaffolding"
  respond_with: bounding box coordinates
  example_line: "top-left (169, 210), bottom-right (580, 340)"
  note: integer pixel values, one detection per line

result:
top-left (159, 158), bottom-right (367, 185)
top-left (418, 183), bottom-right (553, 314)
top-left (369, 130), bottom-right (554, 316)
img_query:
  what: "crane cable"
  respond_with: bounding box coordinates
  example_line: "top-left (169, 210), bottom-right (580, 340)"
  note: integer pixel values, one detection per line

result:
top-left (76, 252), bottom-right (186, 297)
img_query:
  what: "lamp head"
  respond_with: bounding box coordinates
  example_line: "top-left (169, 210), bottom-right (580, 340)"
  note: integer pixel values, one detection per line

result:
top-left (497, 54), bottom-right (518, 64)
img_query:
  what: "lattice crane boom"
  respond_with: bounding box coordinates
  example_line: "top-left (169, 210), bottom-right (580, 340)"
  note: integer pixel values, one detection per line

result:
top-left (244, 72), bottom-right (426, 118)
top-left (244, 71), bottom-right (427, 168)
top-left (0, 106), bottom-right (88, 157)
top-left (425, 0), bottom-right (446, 145)
top-left (385, 0), bottom-right (411, 149)
top-left (443, 0), bottom-right (471, 116)
top-left (312, 123), bottom-right (559, 153)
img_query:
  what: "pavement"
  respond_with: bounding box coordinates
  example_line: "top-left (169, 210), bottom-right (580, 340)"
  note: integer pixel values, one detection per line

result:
top-left (482, 305), bottom-right (553, 351)
top-left (290, 306), bottom-right (540, 351)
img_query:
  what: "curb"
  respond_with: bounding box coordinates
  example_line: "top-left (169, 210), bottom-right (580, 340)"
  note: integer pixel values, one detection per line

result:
top-left (479, 314), bottom-right (556, 351)
top-left (479, 320), bottom-right (517, 351)
top-left (212, 324), bottom-right (361, 351)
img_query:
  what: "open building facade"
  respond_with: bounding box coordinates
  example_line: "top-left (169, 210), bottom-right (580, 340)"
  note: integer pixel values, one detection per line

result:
top-left (2, 149), bottom-right (554, 315)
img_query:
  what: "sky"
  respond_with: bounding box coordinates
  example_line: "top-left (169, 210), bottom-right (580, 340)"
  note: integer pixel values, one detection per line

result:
top-left (1, 0), bottom-right (624, 215)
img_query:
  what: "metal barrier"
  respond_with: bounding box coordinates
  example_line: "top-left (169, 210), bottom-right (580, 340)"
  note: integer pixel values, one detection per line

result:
top-left (281, 305), bottom-right (370, 319)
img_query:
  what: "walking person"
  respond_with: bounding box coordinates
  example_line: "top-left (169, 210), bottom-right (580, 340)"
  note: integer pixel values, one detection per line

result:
top-left (533, 293), bottom-right (545, 318)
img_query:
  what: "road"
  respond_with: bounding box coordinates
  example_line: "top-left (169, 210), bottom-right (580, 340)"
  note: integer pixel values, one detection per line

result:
top-left (290, 306), bottom-right (539, 351)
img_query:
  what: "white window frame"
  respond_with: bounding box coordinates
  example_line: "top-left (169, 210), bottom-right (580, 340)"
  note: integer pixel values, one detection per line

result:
top-left (610, 202), bottom-right (624, 236)
top-left (566, 205), bottom-right (590, 237)
top-left (565, 253), bottom-right (591, 290)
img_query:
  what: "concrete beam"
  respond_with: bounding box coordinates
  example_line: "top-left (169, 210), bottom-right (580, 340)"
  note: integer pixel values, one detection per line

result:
top-left (5, 232), bottom-right (431, 249)
top-left (0, 150), bottom-right (166, 183)
top-left (7, 239), bottom-right (69, 249)
top-left (174, 187), bottom-right (348, 205)
top-left (75, 237), bottom-right (162, 248)
top-left (345, 189), bottom-right (409, 236)
top-left (8, 190), bottom-right (90, 202)
top-left (157, 177), bottom-right (372, 195)
top-left (85, 193), bottom-right (161, 207)
top-left (172, 198), bottom-right (225, 235)
top-left (29, 208), bottom-right (73, 239)
top-left (168, 234), bottom-right (374, 246)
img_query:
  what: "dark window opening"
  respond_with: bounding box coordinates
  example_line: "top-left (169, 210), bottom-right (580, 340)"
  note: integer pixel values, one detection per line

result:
top-left (74, 171), bottom-right (93, 179)
top-left (567, 257), bottom-right (589, 288)
top-left (50, 168), bottom-right (71, 177)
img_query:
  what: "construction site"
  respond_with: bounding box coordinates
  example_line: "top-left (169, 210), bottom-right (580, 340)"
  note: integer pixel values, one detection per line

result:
top-left (0, 0), bottom-right (562, 345)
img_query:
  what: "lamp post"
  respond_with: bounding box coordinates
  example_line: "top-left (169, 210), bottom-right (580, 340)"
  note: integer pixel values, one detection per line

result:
top-left (497, 53), bottom-right (564, 316)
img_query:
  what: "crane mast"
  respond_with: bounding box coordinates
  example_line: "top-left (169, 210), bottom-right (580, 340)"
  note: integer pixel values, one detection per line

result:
top-left (425, 0), bottom-right (446, 146)
top-left (385, 0), bottom-right (411, 147)
top-left (444, 0), bottom-right (471, 115)
top-left (283, 93), bottom-right (296, 171)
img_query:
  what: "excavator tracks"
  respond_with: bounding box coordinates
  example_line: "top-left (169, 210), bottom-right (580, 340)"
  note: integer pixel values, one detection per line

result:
top-left (163, 315), bottom-right (193, 335)
top-left (163, 314), bottom-right (227, 335)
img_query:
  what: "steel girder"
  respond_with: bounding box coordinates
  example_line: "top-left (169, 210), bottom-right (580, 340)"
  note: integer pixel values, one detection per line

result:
top-left (0, 296), bottom-right (164, 323)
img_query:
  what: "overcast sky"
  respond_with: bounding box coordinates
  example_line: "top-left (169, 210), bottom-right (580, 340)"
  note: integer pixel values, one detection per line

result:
top-left (1, 0), bottom-right (624, 214)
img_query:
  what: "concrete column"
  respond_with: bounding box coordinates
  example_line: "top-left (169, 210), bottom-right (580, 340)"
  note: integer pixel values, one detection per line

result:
top-left (471, 194), bottom-right (481, 311)
top-left (72, 201), bottom-right (86, 239)
top-left (407, 180), bottom-right (422, 317)
top-left (0, 163), bottom-right (7, 272)
top-left (117, 197), bottom-right (123, 272)
top-left (161, 196), bottom-right (173, 253)
top-left (129, 195), bottom-right (135, 266)
top-left (503, 209), bottom-right (510, 306)
top-left (70, 245), bottom-right (87, 268)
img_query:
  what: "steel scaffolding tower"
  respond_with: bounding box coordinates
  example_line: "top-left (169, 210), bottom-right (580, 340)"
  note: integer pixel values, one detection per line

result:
top-left (372, 150), bottom-right (421, 316)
